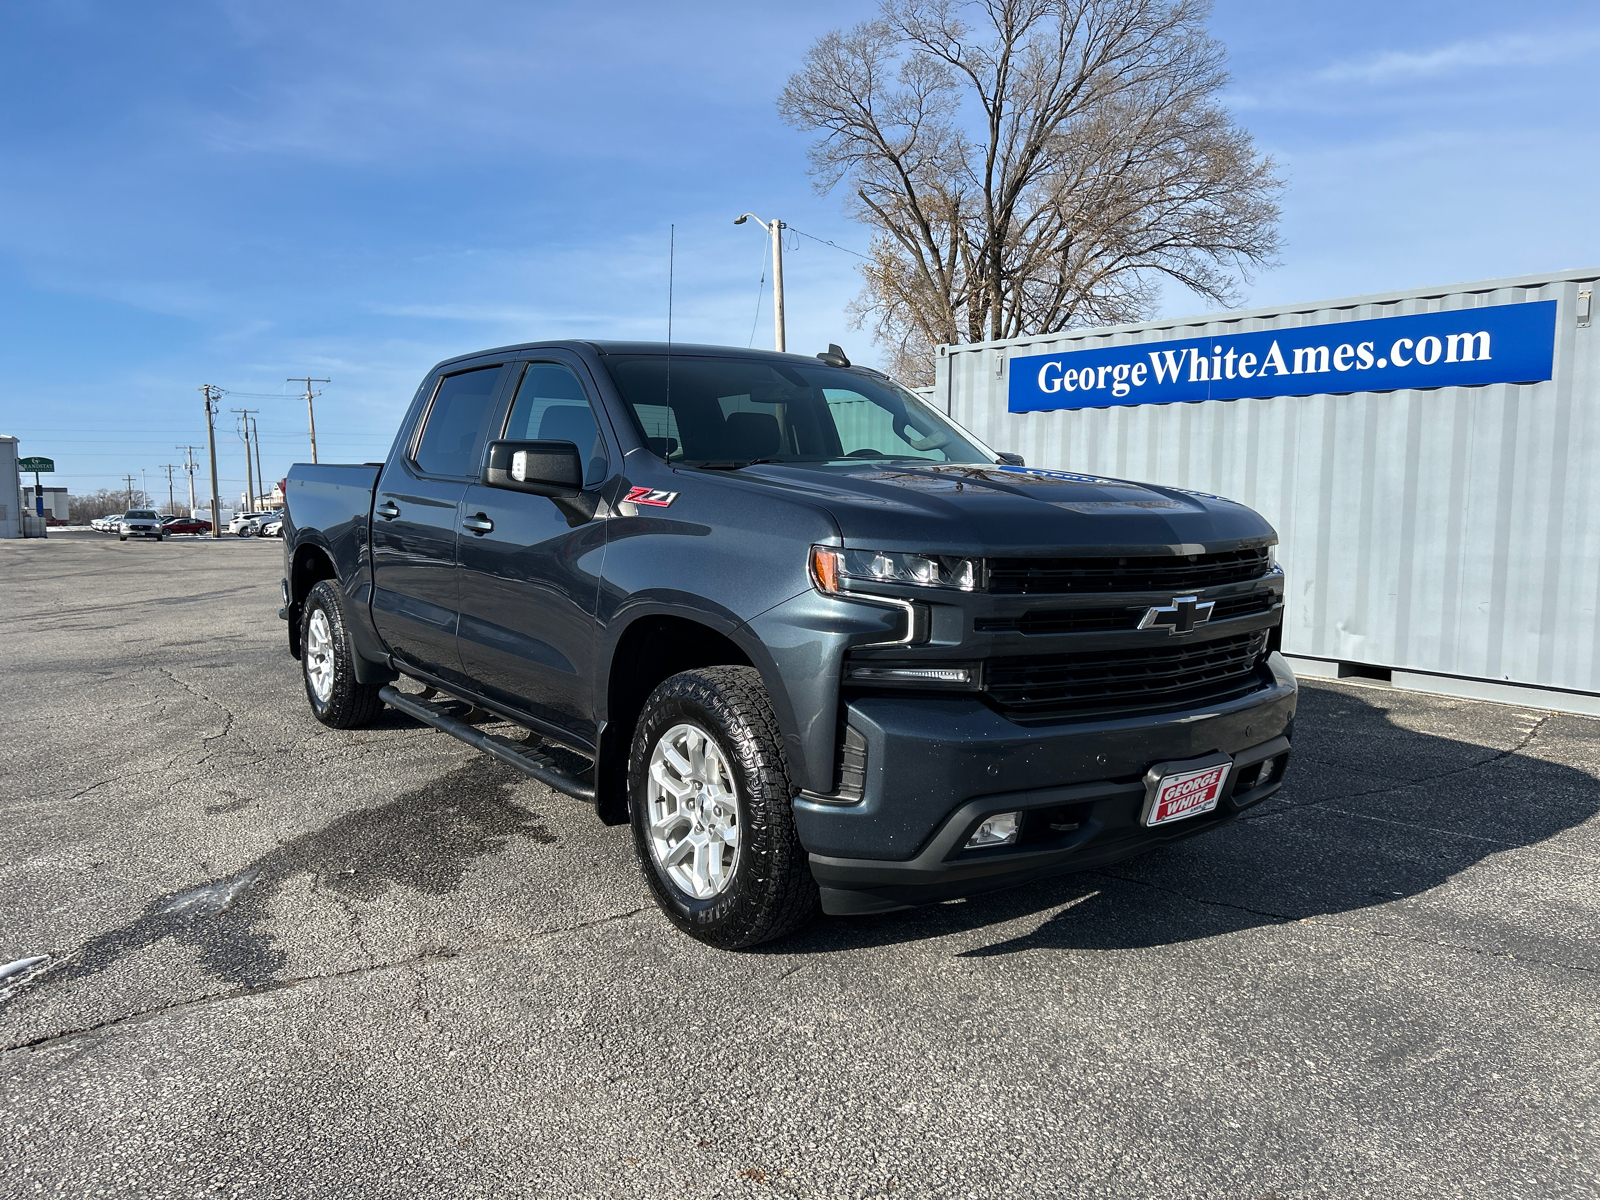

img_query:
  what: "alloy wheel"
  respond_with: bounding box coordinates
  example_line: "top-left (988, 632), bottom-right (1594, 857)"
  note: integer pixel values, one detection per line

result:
top-left (304, 608), bottom-right (335, 703)
top-left (646, 722), bottom-right (741, 899)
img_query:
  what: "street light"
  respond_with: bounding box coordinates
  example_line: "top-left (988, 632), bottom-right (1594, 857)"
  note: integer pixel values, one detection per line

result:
top-left (735, 212), bottom-right (786, 352)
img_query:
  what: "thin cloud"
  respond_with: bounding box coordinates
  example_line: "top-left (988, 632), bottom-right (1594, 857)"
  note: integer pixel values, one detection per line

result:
top-left (1319, 30), bottom-right (1600, 85)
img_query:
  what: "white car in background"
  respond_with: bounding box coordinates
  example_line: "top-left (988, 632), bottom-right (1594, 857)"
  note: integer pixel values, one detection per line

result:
top-left (118, 510), bottom-right (164, 541)
top-left (234, 511), bottom-right (282, 537)
top-left (258, 515), bottom-right (284, 538)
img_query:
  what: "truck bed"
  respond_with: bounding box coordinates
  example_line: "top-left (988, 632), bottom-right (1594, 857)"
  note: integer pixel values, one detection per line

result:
top-left (284, 462), bottom-right (382, 590)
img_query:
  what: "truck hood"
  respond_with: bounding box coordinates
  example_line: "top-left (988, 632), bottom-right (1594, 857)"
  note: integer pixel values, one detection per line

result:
top-left (724, 462), bottom-right (1276, 555)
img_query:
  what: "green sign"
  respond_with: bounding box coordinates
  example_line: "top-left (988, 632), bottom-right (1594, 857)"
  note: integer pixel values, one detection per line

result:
top-left (18, 457), bottom-right (54, 472)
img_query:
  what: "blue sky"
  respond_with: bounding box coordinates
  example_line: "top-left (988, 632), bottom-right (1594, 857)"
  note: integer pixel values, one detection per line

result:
top-left (2, 0), bottom-right (1597, 501)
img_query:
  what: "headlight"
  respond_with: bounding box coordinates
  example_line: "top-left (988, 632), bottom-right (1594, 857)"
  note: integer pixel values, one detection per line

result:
top-left (810, 546), bottom-right (978, 594)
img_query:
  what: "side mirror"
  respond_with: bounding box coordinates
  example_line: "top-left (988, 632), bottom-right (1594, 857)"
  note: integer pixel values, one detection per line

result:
top-left (996, 452), bottom-right (1025, 466)
top-left (484, 439), bottom-right (583, 497)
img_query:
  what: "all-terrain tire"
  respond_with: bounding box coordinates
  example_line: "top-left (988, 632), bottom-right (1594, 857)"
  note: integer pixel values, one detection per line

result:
top-left (300, 580), bottom-right (384, 729)
top-left (628, 666), bottom-right (818, 948)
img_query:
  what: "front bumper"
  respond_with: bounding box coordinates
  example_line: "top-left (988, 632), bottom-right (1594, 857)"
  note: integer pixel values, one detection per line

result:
top-left (796, 652), bottom-right (1297, 915)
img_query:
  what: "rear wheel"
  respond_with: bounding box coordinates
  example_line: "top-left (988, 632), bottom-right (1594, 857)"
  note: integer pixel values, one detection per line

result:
top-left (628, 666), bottom-right (817, 948)
top-left (300, 580), bottom-right (383, 728)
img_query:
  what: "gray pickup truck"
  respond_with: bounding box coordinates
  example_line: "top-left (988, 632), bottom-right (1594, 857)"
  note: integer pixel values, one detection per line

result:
top-left (281, 340), bottom-right (1297, 947)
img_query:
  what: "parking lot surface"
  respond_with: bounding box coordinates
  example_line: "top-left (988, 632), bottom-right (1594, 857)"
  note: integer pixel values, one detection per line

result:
top-left (1, 532), bottom-right (1596, 1199)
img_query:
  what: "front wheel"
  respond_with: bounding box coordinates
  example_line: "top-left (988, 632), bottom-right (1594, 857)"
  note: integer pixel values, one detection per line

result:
top-left (300, 580), bottom-right (383, 728)
top-left (628, 666), bottom-right (817, 948)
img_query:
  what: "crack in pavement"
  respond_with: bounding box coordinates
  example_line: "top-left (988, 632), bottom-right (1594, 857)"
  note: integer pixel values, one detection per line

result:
top-left (1308, 806), bottom-right (1596, 862)
top-left (155, 665), bottom-right (236, 752)
top-left (1087, 869), bottom-right (1596, 976)
top-left (1, 907), bottom-right (652, 1055)
top-left (1245, 713), bottom-right (1555, 824)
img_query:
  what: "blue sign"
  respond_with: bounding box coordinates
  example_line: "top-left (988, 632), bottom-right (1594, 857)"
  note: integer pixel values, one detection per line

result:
top-left (1009, 300), bottom-right (1557, 413)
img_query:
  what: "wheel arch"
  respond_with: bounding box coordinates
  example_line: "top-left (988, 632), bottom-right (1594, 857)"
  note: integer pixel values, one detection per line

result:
top-left (593, 604), bottom-right (801, 826)
top-left (285, 540), bottom-right (339, 659)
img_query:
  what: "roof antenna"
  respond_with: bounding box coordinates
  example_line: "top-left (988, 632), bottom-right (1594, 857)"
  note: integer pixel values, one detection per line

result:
top-left (666, 223), bottom-right (674, 412)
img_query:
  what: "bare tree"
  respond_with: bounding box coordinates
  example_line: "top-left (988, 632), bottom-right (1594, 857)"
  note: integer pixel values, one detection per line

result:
top-left (780, 0), bottom-right (1282, 384)
top-left (69, 488), bottom-right (149, 522)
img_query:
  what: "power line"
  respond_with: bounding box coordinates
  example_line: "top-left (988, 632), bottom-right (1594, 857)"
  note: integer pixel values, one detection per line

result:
top-left (786, 225), bottom-right (871, 260)
top-left (747, 228), bottom-right (769, 349)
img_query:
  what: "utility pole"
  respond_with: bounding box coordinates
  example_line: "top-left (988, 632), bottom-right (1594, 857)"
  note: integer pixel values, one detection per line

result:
top-left (251, 415), bottom-right (266, 509)
top-left (176, 446), bottom-right (198, 516)
top-left (123, 474), bottom-right (136, 510)
top-left (734, 213), bottom-right (786, 351)
top-left (160, 464), bottom-right (177, 515)
top-left (201, 385), bottom-right (223, 538)
top-left (231, 408), bottom-right (258, 510)
top-left (289, 377), bottom-right (330, 464)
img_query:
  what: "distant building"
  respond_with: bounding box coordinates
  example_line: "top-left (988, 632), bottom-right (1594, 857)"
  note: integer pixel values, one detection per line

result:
top-left (22, 485), bottom-right (70, 522)
top-left (0, 437), bottom-right (18, 538)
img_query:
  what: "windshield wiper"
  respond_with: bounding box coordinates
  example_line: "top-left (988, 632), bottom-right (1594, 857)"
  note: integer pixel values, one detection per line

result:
top-left (693, 458), bottom-right (788, 471)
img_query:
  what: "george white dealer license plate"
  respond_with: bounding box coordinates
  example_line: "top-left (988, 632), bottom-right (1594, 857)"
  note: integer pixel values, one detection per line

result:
top-left (1143, 761), bottom-right (1232, 827)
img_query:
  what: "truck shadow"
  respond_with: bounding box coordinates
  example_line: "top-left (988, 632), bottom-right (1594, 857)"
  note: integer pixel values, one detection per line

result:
top-left (778, 683), bottom-right (1598, 957)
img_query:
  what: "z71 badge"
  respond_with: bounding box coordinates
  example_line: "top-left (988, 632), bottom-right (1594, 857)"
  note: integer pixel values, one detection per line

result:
top-left (624, 486), bottom-right (679, 508)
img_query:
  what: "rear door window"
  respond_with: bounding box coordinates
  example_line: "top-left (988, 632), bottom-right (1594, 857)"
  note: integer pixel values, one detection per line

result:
top-left (412, 366), bottom-right (503, 477)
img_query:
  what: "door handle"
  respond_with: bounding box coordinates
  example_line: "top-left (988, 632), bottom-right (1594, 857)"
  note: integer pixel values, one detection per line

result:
top-left (462, 513), bottom-right (494, 535)
top-left (375, 501), bottom-right (400, 521)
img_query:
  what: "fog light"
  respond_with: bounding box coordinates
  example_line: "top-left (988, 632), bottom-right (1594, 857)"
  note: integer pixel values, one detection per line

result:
top-left (965, 811), bottom-right (1021, 849)
top-left (1252, 758), bottom-right (1276, 787)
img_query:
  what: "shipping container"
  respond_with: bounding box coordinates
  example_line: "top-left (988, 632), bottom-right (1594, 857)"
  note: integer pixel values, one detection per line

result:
top-left (934, 268), bottom-right (1600, 713)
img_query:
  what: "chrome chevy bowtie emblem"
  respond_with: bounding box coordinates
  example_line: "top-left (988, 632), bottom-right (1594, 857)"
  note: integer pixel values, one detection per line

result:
top-left (1138, 595), bottom-right (1215, 635)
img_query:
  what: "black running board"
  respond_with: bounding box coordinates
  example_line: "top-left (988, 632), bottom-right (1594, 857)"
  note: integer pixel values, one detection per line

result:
top-left (378, 685), bottom-right (596, 803)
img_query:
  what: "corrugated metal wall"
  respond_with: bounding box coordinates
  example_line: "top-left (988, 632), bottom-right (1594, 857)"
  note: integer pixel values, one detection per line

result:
top-left (936, 269), bottom-right (1600, 697)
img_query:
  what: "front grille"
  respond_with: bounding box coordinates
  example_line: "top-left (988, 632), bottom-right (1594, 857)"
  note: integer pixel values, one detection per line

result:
top-left (987, 547), bottom-right (1272, 595)
top-left (975, 592), bottom-right (1276, 636)
top-left (984, 630), bottom-right (1270, 722)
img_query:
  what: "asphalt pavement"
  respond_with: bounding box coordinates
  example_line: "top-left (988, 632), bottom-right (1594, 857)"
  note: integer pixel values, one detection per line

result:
top-left (1, 531), bottom-right (1596, 1199)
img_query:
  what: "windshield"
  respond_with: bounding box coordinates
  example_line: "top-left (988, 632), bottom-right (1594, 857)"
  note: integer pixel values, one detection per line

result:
top-left (602, 355), bottom-right (993, 467)
top-left (125, 510), bottom-right (158, 519)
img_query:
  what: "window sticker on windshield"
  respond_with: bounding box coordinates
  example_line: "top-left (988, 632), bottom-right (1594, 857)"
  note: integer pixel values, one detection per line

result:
top-left (625, 486), bottom-right (679, 508)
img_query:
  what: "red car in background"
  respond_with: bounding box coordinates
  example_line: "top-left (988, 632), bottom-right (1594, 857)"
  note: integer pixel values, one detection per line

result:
top-left (161, 516), bottom-right (212, 535)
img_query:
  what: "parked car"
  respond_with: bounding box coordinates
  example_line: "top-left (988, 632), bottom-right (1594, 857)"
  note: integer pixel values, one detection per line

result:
top-left (282, 340), bottom-right (1295, 948)
top-left (90, 515), bottom-right (116, 532)
top-left (233, 510), bottom-right (280, 537)
top-left (161, 515), bottom-right (212, 535)
top-left (118, 509), bottom-right (164, 541)
top-left (258, 514), bottom-right (284, 538)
